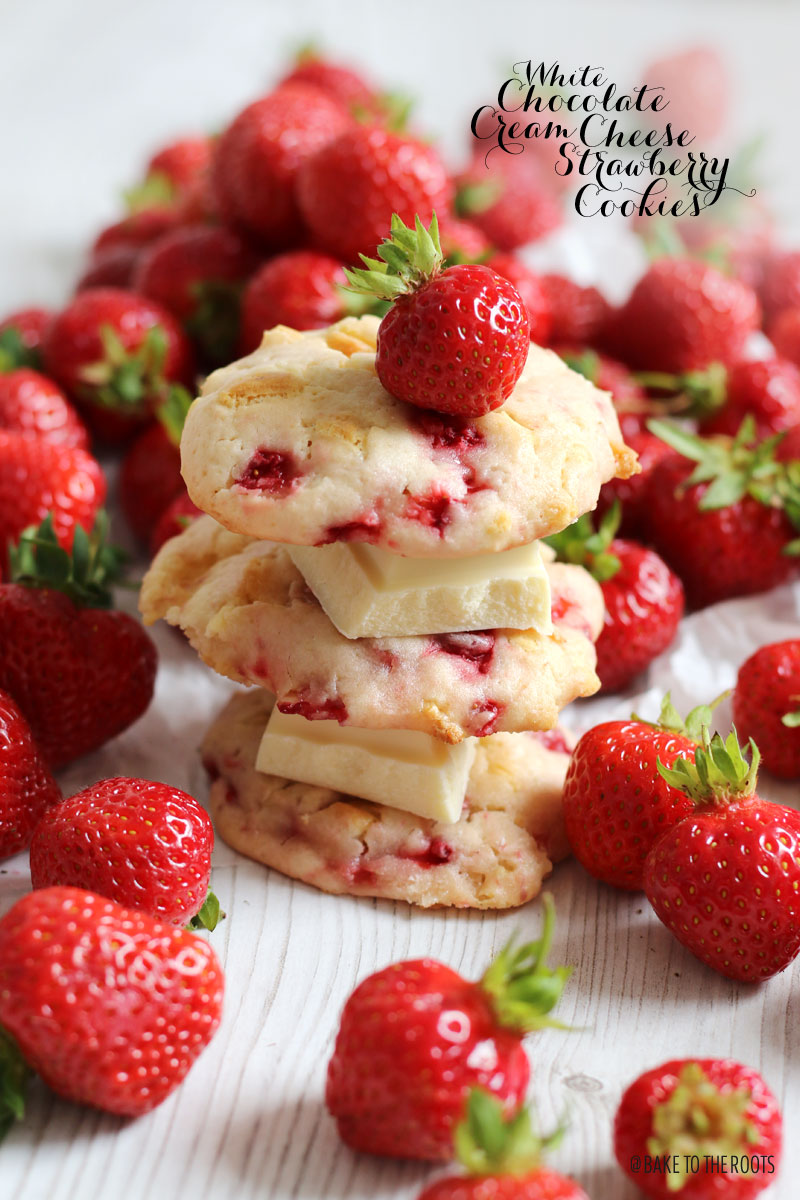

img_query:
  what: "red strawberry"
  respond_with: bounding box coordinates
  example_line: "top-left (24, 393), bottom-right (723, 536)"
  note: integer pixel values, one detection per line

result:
top-left (489, 253), bottom-right (552, 345)
top-left (75, 243), bottom-right (140, 292)
top-left (326, 898), bottom-right (569, 1161)
top-left (0, 368), bottom-right (88, 449)
top-left (642, 419), bottom-right (800, 608)
top-left (456, 154), bottom-right (562, 251)
top-left (30, 776), bottom-right (217, 926)
top-left (150, 491), bottom-right (202, 556)
top-left (595, 429), bottom-right (674, 538)
top-left (760, 250), bottom-right (800, 323)
top-left (279, 50), bottom-right (380, 117)
top-left (0, 515), bottom-right (157, 767)
top-left (133, 224), bottom-right (256, 367)
top-left (561, 694), bottom-right (711, 890)
top-left (547, 506), bottom-right (684, 693)
top-left (732, 640), bottom-right (800, 779)
top-left (615, 1059), bottom-right (782, 1200)
top-left (0, 429), bottom-right (105, 557)
top-left (297, 125), bottom-right (452, 265)
top-left (539, 275), bottom-right (611, 346)
top-left (606, 259), bottom-right (760, 373)
top-left (43, 287), bottom-right (194, 444)
top-left (0, 307), bottom-right (53, 370)
top-left (646, 358), bottom-right (800, 439)
top-left (776, 422), bottom-right (800, 463)
top-left (91, 206), bottom-right (176, 259)
top-left (345, 214), bottom-right (529, 417)
top-left (119, 415), bottom-right (184, 544)
top-left (644, 730), bottom-right (800, 981)
top-left (239, 250), bottom-right (348, 353)
top-left (417, 1091), bottom-right (588, 1200)
top-left (768, 306), bottom-right (800, 368)
top-left (213, 84), bottom-right (352, 245)
top-left (0, 886), bottom-right (223, 1119)
top-left (145, 135), bottom-right (214, 199)
top-left (438, 215), bottom-right (493, 265)
top-left (0, 689), bottom-right (61, 860)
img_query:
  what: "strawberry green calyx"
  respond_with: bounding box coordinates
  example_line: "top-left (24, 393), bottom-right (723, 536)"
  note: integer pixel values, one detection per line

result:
top-left (637, 364), bottom-right (728, 420)
top-left (544, 504), bottom-right (622, 583)
top-left (189, 890), bottom-right (224, 932)
top-left (454, 1090), bottom-right (563, 1178)
top-left (9, 512), bottom-right (126, 610)
top-left (656, 728), bottom-right (760, 808)
top-left (0, 326), bottom-right (39, 372)
top-left (156, 383), bottom-right (194, 447)
top-left (560, 348), bottom-right (602, 385)
top-left (480, 895), bottom-right (571, 1032)
top-left (647, 1063), bottom-right (759, 1193)
top-left (343, 213), bottom-right (444, 302)
top-left (123, 171), bottom-right (176, 214)
top-left (79, 324), bottom-right (169, 413)
top-left (0, 1028), bottom-right (29, 1143)
top-left (633, 691), bottom-right (730, 745)
top-left (455, 178), bottom-right (503, 219)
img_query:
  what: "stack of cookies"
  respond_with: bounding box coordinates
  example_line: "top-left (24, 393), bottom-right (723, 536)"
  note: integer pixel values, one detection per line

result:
top-left (140, 315), bottom-right (636, 909)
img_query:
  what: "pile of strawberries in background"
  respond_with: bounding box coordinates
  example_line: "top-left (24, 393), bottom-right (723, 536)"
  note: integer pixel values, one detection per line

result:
top-left (0, 42), bottom-right (798, 1199)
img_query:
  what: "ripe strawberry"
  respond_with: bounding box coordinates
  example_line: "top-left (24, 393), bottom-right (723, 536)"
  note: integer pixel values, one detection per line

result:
top-left (144, 135), bottom-right (214, 200)
top-left (0, 307), bottom-right (53, 370)
top-left (776, 422), bottom-right (800, 463)
top-left (643, 359), bottom-right (800, 438)
top-left (768, 306), bottom-right (800, 368)
top-left (760, 250), bottom-right (800, 323)
top-left (417, 1090), bottom-right (588, 1200)
top-left (279, 50), bottom-right (380, 117)
top-left (0, 515), bottom-right (157, 767)
top-left (644, 730), bottom-right (800, 981)
top-left (643, 419), bottom-right (800, 608)
top-left (43, 287), bottom-right (194, 444)
top-left (615, 1059), bottom-right (782, 1200)
top-left (557, 346), bottom-right (647, 435)
top-left (297, 125), bottom-right (452, 264)
top-left (118, 389), bottom-right (189, 544)
top-left (326, 898), bottom-right (569, 1161)
top-left (345, 214), bottom-right (529, 417)
top-left (595, 429), bottom-right (674, 539)
top-left (133, 224), bottom-right (257, 367)
top-left (0, 689), bottom-right (61, 860)
top-left (239, 250), bottom-right (348, 353)
top-left (732, 640), bottom-right (800, 779)
top-left (150, 491), bottom-right (202, 556)
top-left (0, 368), bottom-right (88, 449)
top-left (75, 243), bottom-right (140, 292)
top-left (456, 154), bottom-right (562, 251)
top-left (489, 253), bottom-right (552, 345)
top-left (561, 694), bottom-right (713, 890)
top-left (438, 215), bottom-right (493, 265)
top-left (30, 776), bottom-right (217, 926)
top-left (91, 206), bottom-right (176, 259)
top-left (0, 887), bottom-right (223, 1119)
top-left (539, 275), bottom-right (611, 346)
top-left (213, 84), bottom-right (352, 245)
top-left (0, 429), bottom-right (105, 558)
top-left (606, 259), bottom-right (760, 373)
top-left (547, 505), bottom-right (684, 693)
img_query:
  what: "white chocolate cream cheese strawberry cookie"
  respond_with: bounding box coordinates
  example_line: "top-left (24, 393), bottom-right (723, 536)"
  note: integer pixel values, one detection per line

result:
top-left (180, 315), bottom-right (637, 557)
top-left (140, 515), bottom-right (604, 742)
top-left (201, 689), bottom-right (573, 909)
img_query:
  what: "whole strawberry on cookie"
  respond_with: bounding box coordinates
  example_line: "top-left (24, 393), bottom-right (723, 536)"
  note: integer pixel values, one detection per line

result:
top-left (344, 213), bottom-right (530, 417)
top-left (326, 897), bottom-right (569, 1161)
top-left (732, 640), bottom-right (800, 779)
top-left (644, 729), bottom-right (800, 981)
top-left (417, 1090), bottom-right (588, 1200)
top-left (614, 1058), bottom-right (782, 1199)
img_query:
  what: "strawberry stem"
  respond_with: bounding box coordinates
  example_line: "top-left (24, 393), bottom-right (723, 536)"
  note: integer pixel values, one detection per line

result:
top-left (480, 895), bottom-right (571, 1032)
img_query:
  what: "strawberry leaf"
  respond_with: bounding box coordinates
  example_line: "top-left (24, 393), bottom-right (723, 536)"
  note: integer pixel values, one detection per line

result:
top-left (0, 1029), bottom-right (29, 1143)
top-left (8, 511), bottom-right (127, 609)
top-left (657, 728), bottom-right (760, 806)
top-left (480, 895), bottom-right (571, 1032)
top-left (344, 213), bottom-right (443, 302)
top-left (454, 1090), bottom-right (564, 1178)
top-left (189, 890), bottom-right (224, 932)
top-left (0, 326), bottom-right (40, 371)
top-left (545, 505), bottom-right (621, 582)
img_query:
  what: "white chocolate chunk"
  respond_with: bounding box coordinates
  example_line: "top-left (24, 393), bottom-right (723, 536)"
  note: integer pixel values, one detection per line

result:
top-left (255, 708), bottom-right (476, 822)
top-left (288, 540), bottom-right (553, 639)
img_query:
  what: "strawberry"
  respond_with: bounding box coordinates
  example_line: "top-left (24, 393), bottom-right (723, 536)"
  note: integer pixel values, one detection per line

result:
top-left (0, 307), bottom-right (53, 371)
top-left (456, 153), bottom-right (562, 252)
top-left (438, 215), bottom-right (493, 265)
top-left (0, 429), bottom-right (105, 559)
top-left (641, 46), bottom-right (730, 142)
top-left (639, 359), bottom-right (800, 438)
top-left (0, 886), bottom-right (223, 1119)
top-left (91, 206), bottom-right (176, 259)
top-left (561, 694), bottom-right (714, 890)
top-left (768, 307), bottom-right (800, 368)
top-left (43, 287), bottom-right (194, 444)
top-left (595, 429), bottom-right (674, 539)
top-left (0, 689), bottom-right (61, 860)
top-left (279, 49), bottom-right (381, 118)
top-left (760, 250), bottom-right (800, 324)
top-left (489, 253), bottom-right (552, 345)
top-left (644, 730), bottom-right (800, 981)
top-left (547, 505), bottom-right (684, 693)
top-left (0, 368), bottom-right (88, 449)
top-left (296, 125), bottom-right (452, 265)
top-left (133, 224), bottom-right (257, 367)
top-left (150, 491), bottom-right (202, 556)
top-left (212, 84), bottom-right (352, 245)
top-left (142, 135), bottom-right (214, 202)
top-left (326, 898), bottom-right (569, 1161)
top-left (732, 640), bottom-right (800, 779)
top-left (0, 515), bottom-right (157, 767)
top-left (605, 259), bottom-right (760, 373)
top-left (345, 214), bottom-right (529, 417)
top-left (615, 1059), bottom-right (782, 1199)
top-left (239, 250), bottom-right (348, 353)
top-left (118, 387), bottom-right (190, 544)
top-left (539, 275), bottom-right (611, 346)
top-left (642, 419), bottom-right (800, 608)
top-left (30, 776), bottom-right (218, 927)
top-left (417, 1090), bottom-right (588, 1200)
top-left (75, 243), bottom-right (140, 292)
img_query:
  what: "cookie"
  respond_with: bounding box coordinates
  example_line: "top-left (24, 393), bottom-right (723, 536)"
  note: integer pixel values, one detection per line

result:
top-left (140, 515), bottom-right (604, 742)
top-left (202, 689), bottom-right (573, 909)
top-left (180, 316), bottom-right (637, 558)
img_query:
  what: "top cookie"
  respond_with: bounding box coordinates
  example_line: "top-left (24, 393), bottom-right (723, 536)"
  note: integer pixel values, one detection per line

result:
top-left (181, 316), bottom-right (637, 558)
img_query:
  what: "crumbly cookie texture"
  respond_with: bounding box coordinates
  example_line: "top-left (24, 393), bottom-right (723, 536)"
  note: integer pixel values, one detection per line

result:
top-left (181, 316), bottom-right (637, 558)
top-left (202, 689), bottom-right (573, 909)
top-left (140, 516), bottom-right (603, 742)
